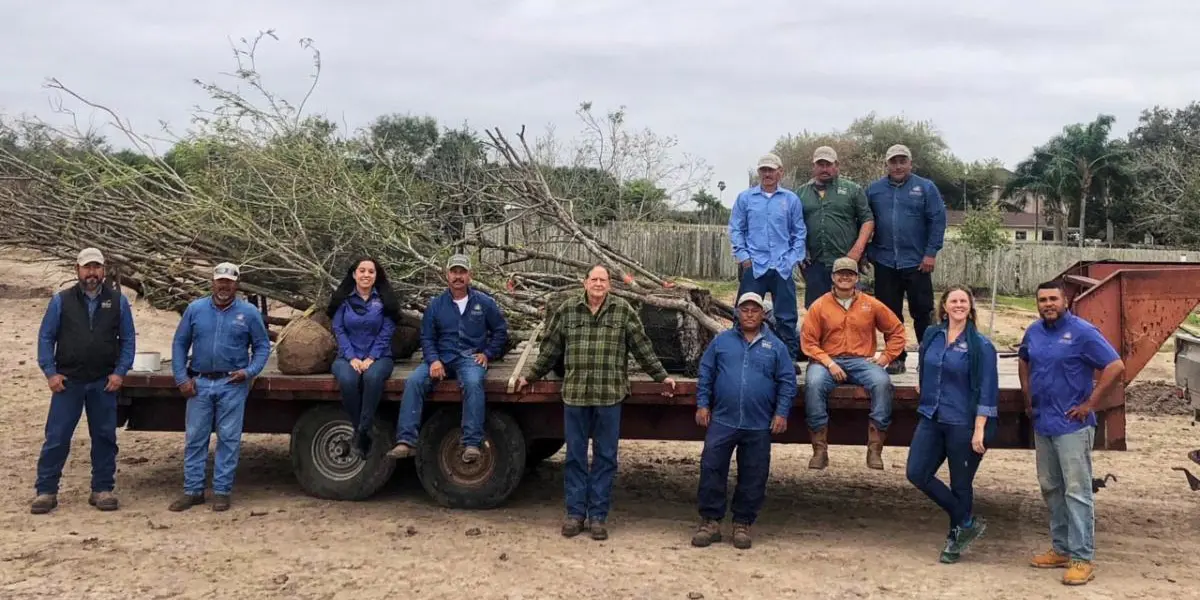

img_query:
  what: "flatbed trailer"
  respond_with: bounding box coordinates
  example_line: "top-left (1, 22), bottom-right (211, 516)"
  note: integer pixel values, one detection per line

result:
top-left (116, 260), bottom-right (1200, 509)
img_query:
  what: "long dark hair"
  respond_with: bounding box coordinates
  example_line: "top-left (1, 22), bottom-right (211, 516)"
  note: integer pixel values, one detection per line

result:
top-left (326, 256), bottom-right (401, 320)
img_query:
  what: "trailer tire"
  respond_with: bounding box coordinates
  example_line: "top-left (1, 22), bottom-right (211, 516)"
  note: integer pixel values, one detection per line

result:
top-left (415, 408), bottom-right (526, 509)
top-left (525, 438), bottom-right (565, 467)
top-left (291, 405), bottom-right (396, 501)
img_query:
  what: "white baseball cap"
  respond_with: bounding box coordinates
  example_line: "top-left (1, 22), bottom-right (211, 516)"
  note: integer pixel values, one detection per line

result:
top-left (213, 262), bottom-right (240, 281)
top-left (736, 292), bottom-right (765, 307)
top-left (76, 247), bottom-right (105, 266)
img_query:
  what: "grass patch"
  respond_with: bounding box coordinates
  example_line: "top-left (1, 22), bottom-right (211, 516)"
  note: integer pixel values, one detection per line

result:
top-left (690, 279), bottom-right (740, 302)
top-left (995, 295), bottom-right (1037, 312)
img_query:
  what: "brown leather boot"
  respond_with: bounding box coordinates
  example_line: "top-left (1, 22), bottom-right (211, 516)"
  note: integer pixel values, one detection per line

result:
top-left (867, 423), bottom-right (886, 470)
top-left (808, 428), bottom-right (829, 470)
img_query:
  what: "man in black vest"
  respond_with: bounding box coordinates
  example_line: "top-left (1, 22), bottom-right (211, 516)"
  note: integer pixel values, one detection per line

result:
top-left (32, 248), bottom-right (136, 514)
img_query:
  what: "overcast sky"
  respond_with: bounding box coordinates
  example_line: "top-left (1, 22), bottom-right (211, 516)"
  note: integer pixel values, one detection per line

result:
top-left (5, 0), bottom-right (1200, 205)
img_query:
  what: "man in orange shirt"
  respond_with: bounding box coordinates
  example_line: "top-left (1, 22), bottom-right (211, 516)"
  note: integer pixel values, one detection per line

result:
top-left (801, 257), bottom-right (906, 470)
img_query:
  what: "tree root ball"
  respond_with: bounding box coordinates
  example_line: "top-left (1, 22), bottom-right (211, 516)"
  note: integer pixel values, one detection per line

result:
top-left (276, 313), bottom-right (338, 375)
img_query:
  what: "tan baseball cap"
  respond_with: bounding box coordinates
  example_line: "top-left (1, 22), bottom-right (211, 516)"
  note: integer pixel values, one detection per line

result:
top-left (756, 153), bottom-right (782, 170)
top-left (812, 146), bottom-right (838, 163)
top-left (736, 292), bottom-right (765, 307)
top-left (832, 257), bottom-right (859, 274)
top-left (76, 247), bottom-right (105, 266)
top-left (885, 144), bottom-right (912, 161)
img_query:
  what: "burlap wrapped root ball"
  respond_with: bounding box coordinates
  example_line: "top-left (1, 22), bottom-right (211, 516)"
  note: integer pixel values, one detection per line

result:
top-left (276, 312), bottom-right (338, 375)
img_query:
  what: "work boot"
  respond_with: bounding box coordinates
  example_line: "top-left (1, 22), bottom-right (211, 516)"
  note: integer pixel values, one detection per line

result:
top-left (732, 523), bottom-right (753, 550)
top-left (168, 493), bottom-right (205, 512)
top-left (691, 519), bottom-right (722, 547)
top-left (588, 519), bottom-right (609, 541)
top-left (808, 428), bottom-right (829, 470)
top-left (88, 491), bottom-right (119, 511)
top-left (386, 442), bottom-right (415, 459)
top-left (866, 423), bottom-right (886, 470)
top-left (30, 494), bottom-right (58, 515)
top-left (1029, 548), bottom-right (1070, 569)
top-left (561, 515), bottom-right (585, 538)
top-left (461, 446), bottom-right (482, 464)
top-left (212, 494), bottom-right (231, 512)
top-left (1062, 560), bottom-right (1096, 585)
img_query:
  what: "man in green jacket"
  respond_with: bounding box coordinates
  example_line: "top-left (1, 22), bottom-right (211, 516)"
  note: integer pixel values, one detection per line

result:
top-left (796, 146), bottom-right (875, 308)
top-left (518, 264), bottom-right (676, 541)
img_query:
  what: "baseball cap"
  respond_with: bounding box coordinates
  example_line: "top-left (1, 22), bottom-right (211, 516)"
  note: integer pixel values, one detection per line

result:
top-left (213, 262), bottom-right (240, 281)
top-left (736, 292), bottom-right (765, 307)
top-left (832, 257), bottom-right (859, 273)
top-left (812, 146), bottom-right (838, 163)
top-left (756, 153), bottom-right (782, 170)
top-left (446, 253), bottom-right (471, 270)
top-left (885, 144), bottom-right (912, 161)
top-left (76, 247), bottom-right (105, 266)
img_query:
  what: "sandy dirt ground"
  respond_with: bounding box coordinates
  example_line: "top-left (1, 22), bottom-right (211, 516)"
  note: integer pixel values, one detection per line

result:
top-left (1, 253), bottom-right (1198, 600)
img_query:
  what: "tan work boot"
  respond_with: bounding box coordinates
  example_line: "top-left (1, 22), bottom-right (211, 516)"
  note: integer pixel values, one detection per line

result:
top-left (808, 428), bottom-right (829, 470)
top-left (168, 493), bottom-right (205, 512)
top-left (212, 494), bottom-right (231, 512)
top-left (561, 515), bottom-right (585, 538)
top-left (1062, 559), bottom-right (1096, 585)
top-left (1030, 548), bottom-right (1070, 568)
top-left (30, 494), bottom-right (58, 515)
top-left (866, 423), bottom-right (886, 470)
top-left (691, 519), bottom-right (722, 547)
top-left (732, 523), bottom-right (753, 550)
top-left (88, 491), bottom-right (119, 511)
top-left (387, 442), bottom-right (415, 459)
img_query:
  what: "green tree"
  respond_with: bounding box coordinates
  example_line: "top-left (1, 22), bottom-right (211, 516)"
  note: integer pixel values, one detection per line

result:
top-left (1127, 103), bottom-right (1200, 246)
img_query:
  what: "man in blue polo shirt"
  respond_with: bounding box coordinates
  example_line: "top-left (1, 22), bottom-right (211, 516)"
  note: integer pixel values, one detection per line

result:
top-left (865, 144), bottom-right (947, 374)
top-left (1018, 280), bottom-right (1124, 586)
top-left (728, 152), bottom-right (807, 361)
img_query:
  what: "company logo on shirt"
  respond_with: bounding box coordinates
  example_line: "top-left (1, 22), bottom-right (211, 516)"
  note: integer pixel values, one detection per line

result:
top-left (235, 313), bottom-right (245, 322)
top-left (472, 304), bottom-right (482, 313)
top-left (762, 341), bottom-right (773, 350)
top-left (100, 300), bottom-right (112, 309)
top-left (909, 185), bottom-right (923, 197)
top-left (1059, 331), bottom-right (1073, 344)
top-left (953, 341), bottom-right (968, 352)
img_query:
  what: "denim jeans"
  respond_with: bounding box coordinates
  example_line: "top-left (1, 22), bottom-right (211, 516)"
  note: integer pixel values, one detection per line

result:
top-left (804, 356), bottom-right (894, 431)
top-left (563, 404), bottom-right (622, 522)
top-left (396, 355), bottom-right (487, 448)
top-left (183, 378), bottom-right (251, 495)
top-left (801, 260), bottom-right (834, 308)
top-left (697, 421), bottom-right (772, 525)
top-left (332, 357), bottom-right (395, 437)
top-left (34, 378), bottom-right (119, 495)
top-left (906, 416), bottom-right (983, 529)
top-left (737, 267), bottom-right (799, 360)
top-left (1035, 426), bottom-right (1095, 561)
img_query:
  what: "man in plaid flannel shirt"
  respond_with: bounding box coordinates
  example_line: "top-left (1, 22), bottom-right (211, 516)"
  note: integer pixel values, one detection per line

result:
top-left (518, 264), bottom-right (676, 540)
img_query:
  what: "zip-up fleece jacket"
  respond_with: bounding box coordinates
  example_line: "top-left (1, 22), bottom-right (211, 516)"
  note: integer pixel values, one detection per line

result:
top-left (801, 291), bottom-right (906, 367)
top-left (696, 326), bottom-right (796, 431)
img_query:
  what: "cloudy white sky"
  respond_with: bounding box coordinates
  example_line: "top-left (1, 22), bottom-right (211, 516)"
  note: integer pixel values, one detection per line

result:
top-left (5, 0), bottom-right (1200, 204)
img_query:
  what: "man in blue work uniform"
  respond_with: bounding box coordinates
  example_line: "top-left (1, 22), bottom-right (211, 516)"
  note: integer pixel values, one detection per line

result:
top-left (728, 152), bottom-right (807, 361)
top-left (168, 262), bottom-right (271, 512)
top-left (865, 144), bottom-right (947, 374)
top-left (1019, 280), bottom-right (1125, 586)
top-left (388, 254), bottom-right (508, 464)
top-left (31, 247), bottom-right (136, 514)
top-left (690, 292), bottom-right (795, 550)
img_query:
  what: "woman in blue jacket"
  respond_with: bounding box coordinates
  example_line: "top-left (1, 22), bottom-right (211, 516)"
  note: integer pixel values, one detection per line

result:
top-left (327, 257), bottom-right (400, 457)
top-left (907, 285), bottom-right (999, 564)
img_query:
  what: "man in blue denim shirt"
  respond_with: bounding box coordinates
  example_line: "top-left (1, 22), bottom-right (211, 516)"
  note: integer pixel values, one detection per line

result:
top-left (865, 144), bottom-right (947, 374)
top-left (1019, 280), bottom-right (1124, 586)
top-left (728, 153), bottom-right (807, 361)
top-left (168, 262), bottom-right (271, 512)
top-left (388, 254), bottom-right (508, 463)
top-left (690, 292), bottom-right (795, 550)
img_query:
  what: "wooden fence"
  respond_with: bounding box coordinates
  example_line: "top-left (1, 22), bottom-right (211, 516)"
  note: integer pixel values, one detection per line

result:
top-left (474, 222), bottom-right (1198, 296)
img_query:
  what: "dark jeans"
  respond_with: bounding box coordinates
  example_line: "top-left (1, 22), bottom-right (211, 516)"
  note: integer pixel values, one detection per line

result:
top-left (563, 403), bottom-right (622, 522)
top-left (906, 416), bottom-right (983, 529)
top-left (737, 266), bottom-right (799, 359)
top-left (332, 357), bottom-right (395, 438)
top-left (697, 421), bottom-right (772, 525)
top-left (872, 262), bottom-right (934, 362)
top-left (35, 378), bottom-right (119, 495)
top-left (396, 356), bottom-right (487, 448)
top-left (801, 260), bottom-right (834, 308)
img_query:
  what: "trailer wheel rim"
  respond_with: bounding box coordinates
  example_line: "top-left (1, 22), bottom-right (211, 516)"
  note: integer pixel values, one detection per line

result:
top-left (312, 421), bottom-right (365, 482)
top-left (437, 429), bottom-right (496, 487)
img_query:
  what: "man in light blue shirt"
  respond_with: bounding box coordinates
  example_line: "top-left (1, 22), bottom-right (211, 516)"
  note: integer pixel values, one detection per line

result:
top-left (167, 262), bottom-right (271, 513)
top-left (728, 153), bottom-right (807, 360)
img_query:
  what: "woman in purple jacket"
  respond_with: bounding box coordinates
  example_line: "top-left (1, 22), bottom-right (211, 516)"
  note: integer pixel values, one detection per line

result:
top-left (327, 257), bottom-right (400, 457)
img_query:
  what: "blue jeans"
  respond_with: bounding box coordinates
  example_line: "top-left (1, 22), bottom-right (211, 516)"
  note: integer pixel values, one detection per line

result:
top-left (396, 356), bottom-right (487, 448)
top-left (332, 357), bottom-right (395, 437)
top-left (35, 378), bottom-right (119, 495)
top-left (1036, 426), bottom-right (1095, 561)
top-left (738, 267), bottom-right (798, 360)
top-left (801, 260), bottom-right (834, 308)
top-left (563, 404), bottom-right (622, 522)
top-left (804, 356), bottom-right (893, 431)
top-left (906, 416), bottom-right (983, 529)
top-left (697, 421), bottom-right (772, 525)
top-left (183, 378), bottom-right (251, 495)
